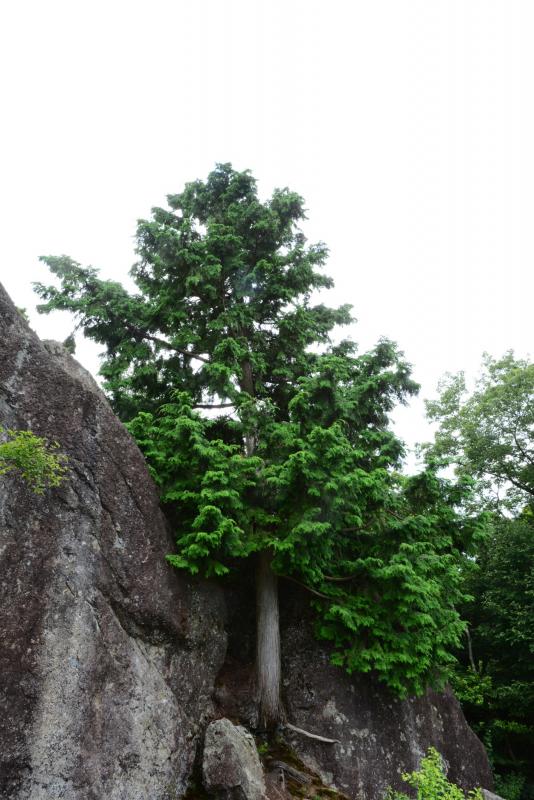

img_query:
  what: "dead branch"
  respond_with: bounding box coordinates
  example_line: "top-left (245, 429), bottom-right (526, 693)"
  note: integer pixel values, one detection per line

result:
top-left (285, 722), bottom-right (340, 744)
top-left (270, 761), bottom-right (312, 785)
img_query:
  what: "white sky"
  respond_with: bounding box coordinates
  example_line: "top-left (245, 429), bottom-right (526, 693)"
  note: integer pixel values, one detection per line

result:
top-left (1, 0), bottom-right (532, 461)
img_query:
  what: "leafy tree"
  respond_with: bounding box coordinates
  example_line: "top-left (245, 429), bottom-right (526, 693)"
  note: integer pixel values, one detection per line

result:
top-left (0, 427), bottom-right (67, 494)
top-left (452, 513), bottom-right (534, 798)
top-left (35, 164), bottom-right (484, 729)
top-left (425, 353), bottom-right (534, 511)
top-left (426, 355), bottom-right (534, 797)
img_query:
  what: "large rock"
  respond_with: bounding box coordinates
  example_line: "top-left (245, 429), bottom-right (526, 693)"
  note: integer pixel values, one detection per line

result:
top-left (282, 604), bottom-right (493, 799)
top-left (203, 718), bottom-right (266, 800)
top-left (0, 284), bottom-right (227, 799)
top-left (217, 585), bottom-right (494, 800)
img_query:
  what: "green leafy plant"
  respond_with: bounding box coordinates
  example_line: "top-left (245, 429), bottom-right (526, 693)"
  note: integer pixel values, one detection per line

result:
top-left (426, 355), bottom-right (534, 798)
top-left (387, 747), bottom-right (483, 800)
top-left (494, 772), bottom-right (526, 800)
top-left (256, 741), bottom-right (270, 756)
top-left (424, 352), bottom-right (534, 512)
top-left (0, 426), bottom-right (67, 494)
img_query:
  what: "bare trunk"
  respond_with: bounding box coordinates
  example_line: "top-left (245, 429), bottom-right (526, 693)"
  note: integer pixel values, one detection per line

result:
top-left (256, 549), bottom-right (283, 730)
top-left (240, 355), bottom-right (282, 728)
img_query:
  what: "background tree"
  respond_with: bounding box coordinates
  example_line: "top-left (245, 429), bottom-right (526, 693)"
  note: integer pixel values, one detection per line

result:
top-left (426, 354), bottom-right (534, 799)
top-left (425, 353), bottom-right (534, 512)
top-left (35, 164), bottom-right (484, 730)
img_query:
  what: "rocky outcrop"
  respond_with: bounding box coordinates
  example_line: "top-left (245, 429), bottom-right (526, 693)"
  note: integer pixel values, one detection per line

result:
top-left (0, 285), bottom-right (227, 799)
top-left (216, 585), bottom-right (494, 799)
top-left (203, 719), bottom-right (266, 800)
top-left (281, 600), bottom-right (493, 799)
top-left (0, 282), bottom-right (493, 799)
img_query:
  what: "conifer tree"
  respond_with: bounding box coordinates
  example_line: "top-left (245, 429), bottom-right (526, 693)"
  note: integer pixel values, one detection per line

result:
top-left (35, 164), bottom-right (484, 730)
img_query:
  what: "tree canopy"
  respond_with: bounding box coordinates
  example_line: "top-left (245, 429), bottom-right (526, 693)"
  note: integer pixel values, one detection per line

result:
top-left (35, 164), bottom-right (485, 709)
top-left (428, 353), bottom-right (534, 798)
top-left (425, 353), bottom-right (534, 511)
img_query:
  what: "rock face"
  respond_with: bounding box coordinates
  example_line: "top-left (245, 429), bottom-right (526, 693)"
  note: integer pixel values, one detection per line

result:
top-left (0, 282), bottom-right (493, 799)
top-left (216, 585), bottom-right (494, 799)
top-left (203, 719), bottom-right (266, 800)
top-left (0, 284), bottom-right (227, 799)
top-left (281, 598), bottom-right (493, 799)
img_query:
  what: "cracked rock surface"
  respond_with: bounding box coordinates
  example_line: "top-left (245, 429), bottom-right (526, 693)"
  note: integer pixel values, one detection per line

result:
top-left (0, 284), bottom-right (227, 799)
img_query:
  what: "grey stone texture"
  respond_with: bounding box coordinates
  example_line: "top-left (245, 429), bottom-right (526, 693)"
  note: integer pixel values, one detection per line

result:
top-left (281, 602), bottom-right (493, 799)
top-left (216, 585), bottom-right (494, 800)
top-left (0, 282), bottom-right (493, 799)
top-left (0, 285), bottom-right (227, 799)
top-left (203, 718), bottom-right (266, 800)
top-left (482, 791), bottom-right (506, 800)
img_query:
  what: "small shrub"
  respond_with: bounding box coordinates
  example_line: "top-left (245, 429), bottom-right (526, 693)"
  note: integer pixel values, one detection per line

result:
top-left (0, 427), bottom-right (68, 494)
top-left (494, 772), bottom-right (525, 800)
top-left (387, 747), bottom-right (483, 800)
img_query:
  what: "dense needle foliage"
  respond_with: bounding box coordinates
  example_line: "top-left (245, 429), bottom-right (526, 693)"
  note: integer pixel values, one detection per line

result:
top-left (35, 164), bottom-right (485, 697)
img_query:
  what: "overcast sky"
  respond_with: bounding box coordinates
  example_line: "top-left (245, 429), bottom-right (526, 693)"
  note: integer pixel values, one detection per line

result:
top-left (1, 0), bottom-right (532, 460)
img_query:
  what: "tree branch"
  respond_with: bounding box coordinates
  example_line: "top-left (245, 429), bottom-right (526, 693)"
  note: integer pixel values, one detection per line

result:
top-left (123, 320), bottom-right (210, 364)
top-left (270, 761), bottom-right (312, 786)
top-left (499, 470), bottom-right (533, 498)
top-left (281, 575), bottom-right (331, 600)
top-left (512, 430), bottom-right (534, 467)
top-left (285, 723), bottom-right (340, 744)
top-left (194, 403), bottom-right (235, 409)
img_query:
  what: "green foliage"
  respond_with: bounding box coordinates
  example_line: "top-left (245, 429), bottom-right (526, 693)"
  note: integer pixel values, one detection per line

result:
top-left (425, 353), bottom-right (534, 511)
top-left (35, 163), bottom-right (486, 697)
top-left (63, 333), bottom-right (76, 354)
top-left (427, 353), bottom-right (534, 797)
top-left (494, 772), bottom-right (526, 800)
top-left (16, 306), bottom-right (30, 322)
top-left (453, 514), bottom-right (534, 796)
top-left (0, 427), bottom-right (67, 494)
top-left (451, 665), bottom-right (493, 708)
top-left (386, 747), bottom-right (483, 800)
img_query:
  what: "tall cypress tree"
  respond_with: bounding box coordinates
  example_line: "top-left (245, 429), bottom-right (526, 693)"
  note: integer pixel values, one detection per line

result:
top-left (35, 164), bottom-right (484, 730)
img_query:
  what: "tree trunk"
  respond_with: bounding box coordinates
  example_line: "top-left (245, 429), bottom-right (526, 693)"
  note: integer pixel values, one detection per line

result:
top-left (256, 549), bottom-right (283, 730)
top-left (240, 355), bottom-right (283, 729)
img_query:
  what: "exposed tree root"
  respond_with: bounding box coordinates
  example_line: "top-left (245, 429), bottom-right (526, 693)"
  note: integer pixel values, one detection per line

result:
top-left (284, 722), bottom-right (340, 744)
